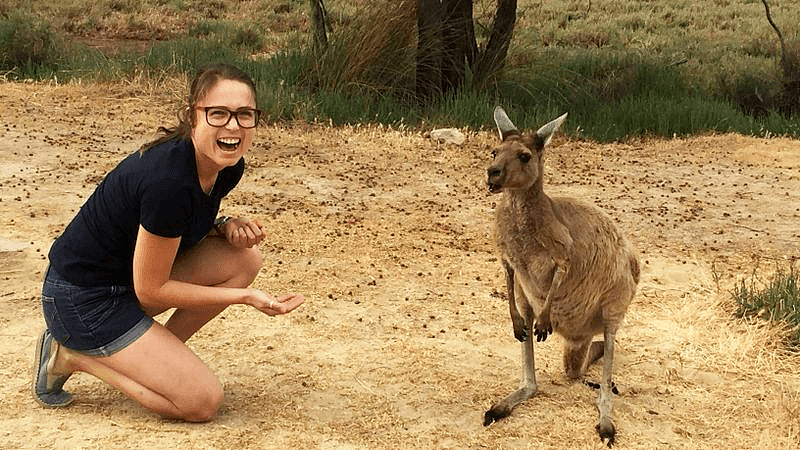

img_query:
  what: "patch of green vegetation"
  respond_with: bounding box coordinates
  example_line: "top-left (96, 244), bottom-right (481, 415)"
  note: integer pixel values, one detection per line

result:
top-left (3, 1), bottom-right (800, 141)
top-left (0, 11), bottom-right (64, 76)
top-left (733, 266), bottom-right (800, 351)
top-left (188, 21), bottom-right (264, 53)
top-left (303, 0), bottom-right (415, 98)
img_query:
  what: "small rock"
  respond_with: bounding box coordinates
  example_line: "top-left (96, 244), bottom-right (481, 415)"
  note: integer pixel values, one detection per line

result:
top-left (430, 128), bottom-right (466, 145)
top-left (0, 237), bottom-right (28, 253)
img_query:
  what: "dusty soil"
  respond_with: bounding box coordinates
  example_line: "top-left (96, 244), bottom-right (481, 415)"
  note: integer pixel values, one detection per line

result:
top-left (1, 79), bottom-right (799, 449)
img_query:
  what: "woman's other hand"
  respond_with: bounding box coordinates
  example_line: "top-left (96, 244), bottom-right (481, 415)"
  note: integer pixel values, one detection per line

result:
top-left (220, 217), bottom-right (266, 248)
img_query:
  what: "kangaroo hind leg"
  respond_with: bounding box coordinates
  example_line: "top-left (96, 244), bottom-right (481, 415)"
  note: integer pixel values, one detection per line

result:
top-left (563, 337), bottom-right (594, 380)
top-left (484, 287), bottom-right (536, 426)
top-left (595, 329), bottom-right (618, 447)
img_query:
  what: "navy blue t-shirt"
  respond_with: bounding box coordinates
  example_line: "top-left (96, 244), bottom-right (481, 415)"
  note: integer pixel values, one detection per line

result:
top-left (48, 138), bottom-right (244, 286)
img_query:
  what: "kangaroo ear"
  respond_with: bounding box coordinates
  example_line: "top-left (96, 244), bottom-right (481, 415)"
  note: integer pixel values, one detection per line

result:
top-left (493, 106), bottom-right (518, 141)
top-left (534, 113), bottom-right (568, 149)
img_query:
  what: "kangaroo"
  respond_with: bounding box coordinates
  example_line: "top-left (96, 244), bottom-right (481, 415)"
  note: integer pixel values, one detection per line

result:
top-left (483, 106), bottom-right (639, 447)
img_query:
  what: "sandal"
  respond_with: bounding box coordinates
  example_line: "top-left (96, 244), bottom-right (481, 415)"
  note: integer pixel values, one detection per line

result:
top-left (32, 329), bottom-right (73, 408)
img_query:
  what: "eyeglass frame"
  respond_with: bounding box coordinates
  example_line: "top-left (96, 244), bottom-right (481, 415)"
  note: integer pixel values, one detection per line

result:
top-left (194, 106), bottom-right (262, 129)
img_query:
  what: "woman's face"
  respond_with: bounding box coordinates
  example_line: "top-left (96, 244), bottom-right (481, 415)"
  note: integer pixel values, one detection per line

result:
top-left (191, 78), bottom-right (257, 173)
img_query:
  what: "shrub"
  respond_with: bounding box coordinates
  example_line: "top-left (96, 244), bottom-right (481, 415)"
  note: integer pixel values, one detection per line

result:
top-left (778, 39), bottom-right (800, 116)
top-left (188, 21), bottom-right (263, 53)
top-left (718, 37), bottom-right (800, 118)
top-left (718, 68), bottom-right (782, 117)
top-left (231, 27), bottom-right (263, 53)
top-left (0, 11), bottom-right (63, 75)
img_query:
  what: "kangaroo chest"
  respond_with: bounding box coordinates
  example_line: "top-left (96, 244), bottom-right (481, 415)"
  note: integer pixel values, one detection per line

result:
top-left (497, 224), bottom-right (558, 302)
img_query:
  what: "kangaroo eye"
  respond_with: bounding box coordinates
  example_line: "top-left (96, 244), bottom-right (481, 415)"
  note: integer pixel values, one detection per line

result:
top-left (518, 152), bottom-right (531, 163)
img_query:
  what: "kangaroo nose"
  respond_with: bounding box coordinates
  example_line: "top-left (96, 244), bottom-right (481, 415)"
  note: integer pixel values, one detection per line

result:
top-left (487, 166), bottom-right (502, 179)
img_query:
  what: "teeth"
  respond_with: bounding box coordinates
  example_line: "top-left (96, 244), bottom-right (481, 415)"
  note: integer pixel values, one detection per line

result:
top-left (218, 138), bottom-right (241, 145)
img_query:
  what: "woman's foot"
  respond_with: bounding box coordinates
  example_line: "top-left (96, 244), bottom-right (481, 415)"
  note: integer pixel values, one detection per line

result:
top-left (32, 329), bottom-right (73, 407)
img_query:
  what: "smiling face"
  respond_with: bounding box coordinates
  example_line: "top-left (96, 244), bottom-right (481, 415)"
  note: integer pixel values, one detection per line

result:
top-left (191, 78), bottom-right (257, 178)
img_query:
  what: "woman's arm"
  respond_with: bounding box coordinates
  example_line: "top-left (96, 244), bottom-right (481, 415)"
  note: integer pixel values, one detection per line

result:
top-left (132, 225), bottom-right (302, 314)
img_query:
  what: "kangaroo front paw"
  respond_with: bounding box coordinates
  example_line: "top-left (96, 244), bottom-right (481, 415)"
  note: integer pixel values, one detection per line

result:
top-left (533, 319), bottom-right (552, 342)
top-left (511, 315), bottom-right (529, 342)
top-left (513, 324), bottom-right (529, 342)
top-left (596, 418), bottom-right (616, 447)
top-left (584, 380), bottom-right (619, 395)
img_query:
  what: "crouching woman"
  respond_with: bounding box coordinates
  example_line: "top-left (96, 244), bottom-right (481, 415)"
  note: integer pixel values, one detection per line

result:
top-left (33, 63), bottom-right (304, 421)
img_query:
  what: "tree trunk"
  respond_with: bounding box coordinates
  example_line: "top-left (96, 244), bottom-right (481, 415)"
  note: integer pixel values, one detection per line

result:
top-left (441, 0), bottom-right (474, 95)
top-left (416, 0), bottom-right (443, 104)
top-left (310, 0), bottom-right (329, 54)
top-left (760, 0), bottom-right (798, 114)
top-left (473, 0), bottom-right (516, 89)
top-left (416, 0), bottom-right (516, 104)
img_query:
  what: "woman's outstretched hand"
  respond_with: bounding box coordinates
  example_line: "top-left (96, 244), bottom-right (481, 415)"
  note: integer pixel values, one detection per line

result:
top-left (220, 217), bottom-right (266, 248)
top-left (249, 291), bottom-right (305, 316)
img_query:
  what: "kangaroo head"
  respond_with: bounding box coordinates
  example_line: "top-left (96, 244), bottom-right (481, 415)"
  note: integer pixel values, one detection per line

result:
top-left (486, 106), bottom-right (567, 194)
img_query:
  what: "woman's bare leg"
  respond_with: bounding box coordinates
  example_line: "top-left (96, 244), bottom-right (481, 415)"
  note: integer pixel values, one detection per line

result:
top-left (54, 322), bottom-right (222, 421)
top-left (49, 236), bottom-right (262, 420)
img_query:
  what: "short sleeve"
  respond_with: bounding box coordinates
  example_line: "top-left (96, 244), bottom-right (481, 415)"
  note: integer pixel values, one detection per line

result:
top-left (139, 178), bottom-right (192, 238)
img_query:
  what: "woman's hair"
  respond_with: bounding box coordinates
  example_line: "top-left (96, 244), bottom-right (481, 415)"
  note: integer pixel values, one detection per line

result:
top-left (139, 62), bottom-right (258, 154)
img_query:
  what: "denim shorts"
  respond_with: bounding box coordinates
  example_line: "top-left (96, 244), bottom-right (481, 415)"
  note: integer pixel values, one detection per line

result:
top-left (41, 266), bottom-right (154, 356)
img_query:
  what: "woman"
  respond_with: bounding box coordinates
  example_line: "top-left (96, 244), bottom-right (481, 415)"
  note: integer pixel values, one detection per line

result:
top-left (33, 63), bottom-right (305, 421)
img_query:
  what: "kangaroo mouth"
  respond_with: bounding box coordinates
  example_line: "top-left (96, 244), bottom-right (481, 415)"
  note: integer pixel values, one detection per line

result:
top-left (487, 182), bottom-right (503, 194)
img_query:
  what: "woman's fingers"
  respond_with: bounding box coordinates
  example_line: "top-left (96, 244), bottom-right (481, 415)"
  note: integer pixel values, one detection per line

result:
top-left (227, 218), bottom-right (266, 248)
top-left (242, 225), bottom-right (256, 241)
top-left (263, 294), bottom-right (305, 316)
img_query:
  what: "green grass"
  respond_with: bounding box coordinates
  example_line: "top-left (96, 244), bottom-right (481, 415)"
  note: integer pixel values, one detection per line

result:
top-left (0, 11), bottom-right (64, 77)
top-left (1, 0), bottom-right (799, 141)
top-left (733, 267), bottom-right (800, 351)
top-left (188, 20), bottom-right (263, 53)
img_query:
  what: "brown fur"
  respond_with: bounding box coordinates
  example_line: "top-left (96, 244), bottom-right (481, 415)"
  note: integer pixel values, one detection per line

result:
top-left (483, 108), bottom-right (638, 447)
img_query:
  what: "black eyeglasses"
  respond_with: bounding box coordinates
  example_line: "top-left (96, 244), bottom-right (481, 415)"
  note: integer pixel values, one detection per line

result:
top-left (196, 106), bottom-right (261, 129)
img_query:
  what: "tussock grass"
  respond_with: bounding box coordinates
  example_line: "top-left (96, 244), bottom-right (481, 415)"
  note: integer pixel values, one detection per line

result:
top-left (733, 261), bottom-right (800, 351)
top-left (305, 0), bottom-right (416, 101)
top-left (188, 20), bottom-right (264, 53)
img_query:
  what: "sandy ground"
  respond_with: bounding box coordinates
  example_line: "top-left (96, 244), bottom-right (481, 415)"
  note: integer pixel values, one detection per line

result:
top-left (1, 80), bottom-right (799, 449)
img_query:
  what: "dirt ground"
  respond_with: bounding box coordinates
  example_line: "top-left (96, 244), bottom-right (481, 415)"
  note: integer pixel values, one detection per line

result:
top-left (1, 79), bottom-right (799, 449)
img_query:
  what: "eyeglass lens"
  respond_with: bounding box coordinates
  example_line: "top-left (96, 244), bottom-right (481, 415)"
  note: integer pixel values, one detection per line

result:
top-left (205, 107), bottom-right (259, 128)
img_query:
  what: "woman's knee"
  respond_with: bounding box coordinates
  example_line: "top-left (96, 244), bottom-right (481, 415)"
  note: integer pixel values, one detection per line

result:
top-left (179, 379), bottom-right (224, 422)
top-left (236, 246), bottom-right (263, 287)
top-left (172, 237), bottom-right (262, 288)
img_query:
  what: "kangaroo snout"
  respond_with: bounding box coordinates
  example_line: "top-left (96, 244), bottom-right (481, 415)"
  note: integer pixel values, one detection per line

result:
top-left (487, 166), bottom-right (503, 193)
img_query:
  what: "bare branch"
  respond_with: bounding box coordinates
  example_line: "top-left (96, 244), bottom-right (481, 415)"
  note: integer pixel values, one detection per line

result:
top-left (761, 0), bottom-right (787, 68)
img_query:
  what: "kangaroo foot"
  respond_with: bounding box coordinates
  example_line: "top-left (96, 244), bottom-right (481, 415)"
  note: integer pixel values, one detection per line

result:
top-left (596, 416), bottom-right (616, 447)
top-left (483, 404), bottom-right (513, 426)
